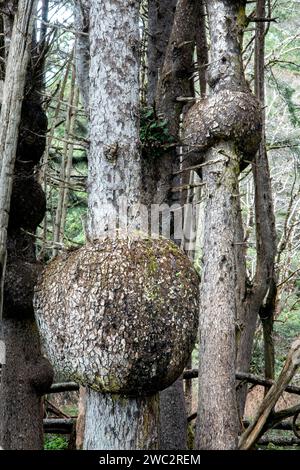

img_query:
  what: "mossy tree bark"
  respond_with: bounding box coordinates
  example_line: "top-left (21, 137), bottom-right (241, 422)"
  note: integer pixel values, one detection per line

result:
top-left (0, 0), bottom-right (53, 450)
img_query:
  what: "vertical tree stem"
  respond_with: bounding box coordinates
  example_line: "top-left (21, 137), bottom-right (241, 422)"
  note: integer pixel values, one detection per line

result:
top-left (254, 0), bottom-right (276, 388)
top-left (0, 0), bottom-right (38, 319)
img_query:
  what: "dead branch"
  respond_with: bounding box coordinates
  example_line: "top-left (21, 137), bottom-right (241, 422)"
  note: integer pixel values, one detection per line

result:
top-left (47, 382), bottom-right (79, 394)
top-left (239, 337), bottom-right (300, 450)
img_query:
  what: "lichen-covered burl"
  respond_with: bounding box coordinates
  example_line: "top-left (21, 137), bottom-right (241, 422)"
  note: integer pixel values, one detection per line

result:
top-left (34, 236), bottom-right (199, 449)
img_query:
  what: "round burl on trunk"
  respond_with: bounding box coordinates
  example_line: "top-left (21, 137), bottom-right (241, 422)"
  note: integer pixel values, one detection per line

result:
top-left (34, 236), bottom-right (199, 395)
top-left (183, 89), bottom-right (262, 168)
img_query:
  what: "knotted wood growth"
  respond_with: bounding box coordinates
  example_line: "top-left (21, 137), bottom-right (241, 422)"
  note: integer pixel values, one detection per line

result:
top-left (0, 95), bottom-right (53, 449)
top-left (184, 89), bottom-right (262, 169)
top-left (0, 1), bottom-right (53, 450)
top-left (34, 236), bottom-right (199, 395)
top-left (182, 0), bottom-right (263, 450)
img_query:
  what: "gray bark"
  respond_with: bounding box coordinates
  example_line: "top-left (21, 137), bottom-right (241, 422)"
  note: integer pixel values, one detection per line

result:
top-left (195, 1), bottom-right (208, 97)
top-left (154, 0), bottom-right (201, 449)
top-left (196, 143), bottom-right (240, 449)
top-left (82, 0), bottom-right (158, 449)
top-left (206, 0), bottom-right (246, 93)
top-left (1, 1), bottom-right (17, 59)
top-left (72, 2), bottom-right (90, 440)
top-left (236, 0), bottom-right (277, 415)
top-left (87, 0), bottom-right (142, 238)
top-left (84, 390), bottom-right (159, 450)
top-left (76, 386), bottom-right (86, 449)
top-left (73, 0), bottom-right (90, 113)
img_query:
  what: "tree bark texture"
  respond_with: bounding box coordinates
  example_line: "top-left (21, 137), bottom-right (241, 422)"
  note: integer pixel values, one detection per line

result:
top-left (153, 0), bottom-right (201, 449)
top-left (254, 0), bottom-right (276, 388)
top-left (183, 0), bottom-right (262, 449)
top-left (195, 1), bottom-right (208, 97)
top-left (83, 390), bottom-right (159, 450)
top-left (159, 377), bottom-right (187, 449)
top-left (147, 0), bottom-right (177, 106)
top-left (0, 0), bottom-right (53, 450)
top-left (76, 0), bottom-right (162, 450)
top-left (87, 0), bottom-right (142, 238)
top-left (236, 0), bottom-right (277, 414)
top-left (0, 320), bottom-right (52, 449)
top-left (73, 0), bottom-right (90, 113)
top-left (196, 143), bottom-right (241, 449)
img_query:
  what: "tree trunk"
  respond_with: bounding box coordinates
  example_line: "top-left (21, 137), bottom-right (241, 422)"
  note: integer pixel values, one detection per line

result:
top-left (195, 0), bottom-right (208, 98)
top-left (236, 0), bottom-right (277, 413)
top-left (183, 0), bottom-right (262, 449)
top-left (154, 0), bottom-right (201, 449)
top-left (156, 0), bottom-right (198, 137)
top-left (196, 143), bottom-right (240, 449)
top-left (84, 390), bottom-right (159, 450)
top-left (76, 386), bottom-right (86, 450)
top-left (87, 0), bottom-right (142, 238)
top-left (0, 0), bottom-right (37, 319)
top-left (73, 0), bottom-right (90, 113)
top-left (0, 319), bottom-right (51, 449)
top-left (254, 0), bottom-right (276, 389)
top-left (1, 1), bottom-right (17, 59)
top-left (82, 0), bottom-right (159, 449)
top-left (159, 378), bottom-right (187, 449)
top-left (0, 0), bottom-right (53, 450)
top-left (147, 0), bottom-right (177, 106)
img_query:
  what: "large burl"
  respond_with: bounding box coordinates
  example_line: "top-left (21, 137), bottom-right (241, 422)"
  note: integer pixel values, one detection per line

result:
top-left (34, 237), bottom-right (199, 394)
